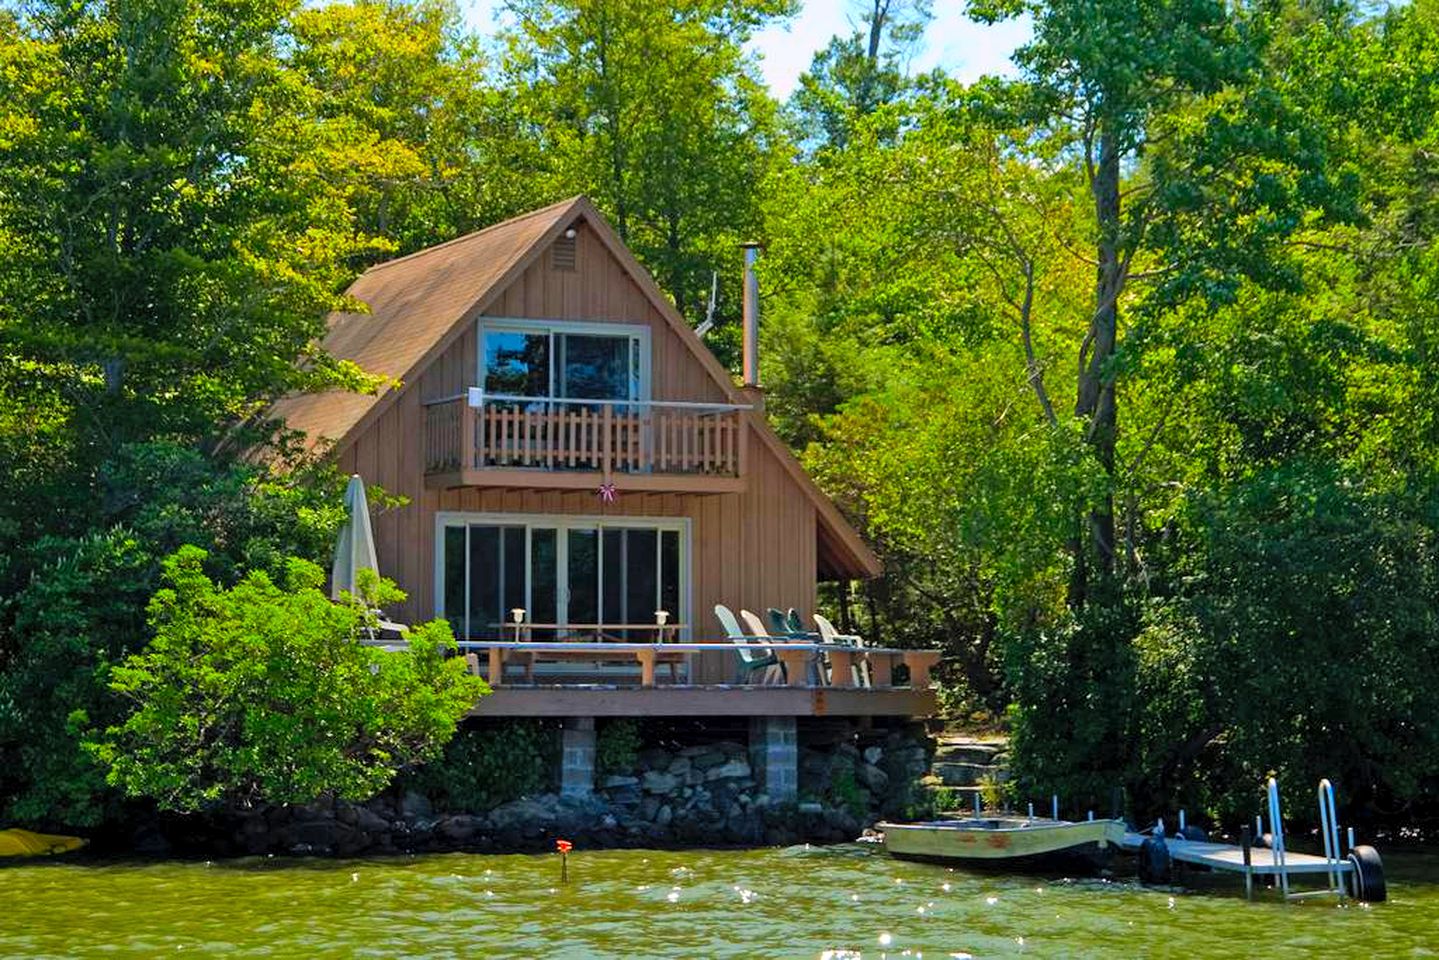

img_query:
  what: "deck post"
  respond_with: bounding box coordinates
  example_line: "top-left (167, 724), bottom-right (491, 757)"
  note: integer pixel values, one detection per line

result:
top-left (560, 717), bottom-right (597, 798)
top-left (748, 716), bottom-right (798, 802)
top-left (1241, 824), bottom-right (1254, 901)
top-left (460, 400), bottom-right (476, 470)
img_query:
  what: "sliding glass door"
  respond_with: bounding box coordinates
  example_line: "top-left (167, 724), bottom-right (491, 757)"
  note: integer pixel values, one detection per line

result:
top-left (440, 516), bottom-right (685, 640)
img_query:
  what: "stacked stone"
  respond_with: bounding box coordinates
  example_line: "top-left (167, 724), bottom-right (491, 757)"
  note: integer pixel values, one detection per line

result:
top-left (130, 725), bottom-right (935, 858)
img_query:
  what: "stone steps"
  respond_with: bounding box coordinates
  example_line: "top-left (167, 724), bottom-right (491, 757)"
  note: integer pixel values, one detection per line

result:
top-left (930, 761), bottom-right (1005, 786)
top-left (924, 735), bottom-right (1009, 806)
top-left (932, 742), bottom-right (1003, 766)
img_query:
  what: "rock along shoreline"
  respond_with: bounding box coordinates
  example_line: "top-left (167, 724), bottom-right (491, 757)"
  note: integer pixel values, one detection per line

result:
top-left (117, 727), bottom-right (934, 859)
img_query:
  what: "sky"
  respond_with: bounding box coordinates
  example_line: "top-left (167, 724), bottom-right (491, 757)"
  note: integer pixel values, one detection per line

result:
top-left (460, 1), bottom-right (1032, 98)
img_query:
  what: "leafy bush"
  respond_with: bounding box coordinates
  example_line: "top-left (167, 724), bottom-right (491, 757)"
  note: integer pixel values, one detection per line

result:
top-left (87, 546), bottom-right (485, 812)
top-left (0, 443), bottom-right (354, 827)
top-left (401, 720), bottom-right (559, 811)
top-left (0, 530), bottom-right (155, 826)
top-left (829, 763), bottom-right (866, 817)
top-left (595, 719), bottom-right (642, 775)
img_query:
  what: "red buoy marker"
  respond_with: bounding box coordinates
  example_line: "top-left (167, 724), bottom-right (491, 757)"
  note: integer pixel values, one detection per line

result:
top-left (556, 838), bottom-right (572, 883)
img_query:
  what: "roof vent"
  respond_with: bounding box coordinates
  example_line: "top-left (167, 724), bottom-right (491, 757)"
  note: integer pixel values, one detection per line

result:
top-left (551, 231), bottom-right (577, 271)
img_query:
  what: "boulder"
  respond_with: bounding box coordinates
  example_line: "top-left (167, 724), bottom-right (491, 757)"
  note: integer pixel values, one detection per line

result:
top-left (334, 825), bottom-right (370, 856)
top-left (691, 749), bottom-right (728, 770)
top-left (705, 758), bottom-right (751, 782)
top-left (600, 775), bottom-right (639, 789)
top-left (290, 819), bottom-right (340, 850)
top-left (863, 746), bottom-right (883, 765)
top-left (931, 762), bottom-right (990, 787)
top-left (638, 748), bottom-right (671, 771)
top-left (399, 790), bottom-right (433, 820)
top-left (667, 756), bottom-right (692, 778)
top-left (489, 797), bottom-right (556, 835)
top-left (655, 804), bottom-right (673, 827)
top-left (855, 763), bottom-right (890, 794)
top-left (293, 799), bottom-right (335, 822)
top-left (642, 770), bottom-right (680, 794)
top-left (354, 807), bottom-right (391, 834)
top-left (439, 815), bottom-right (485, 842)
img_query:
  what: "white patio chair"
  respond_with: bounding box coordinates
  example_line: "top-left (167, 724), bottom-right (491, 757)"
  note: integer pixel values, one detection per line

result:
top-left (714, 604), bottom-right (784, 685)
top-left (813, 613), bottom-right (871, 688)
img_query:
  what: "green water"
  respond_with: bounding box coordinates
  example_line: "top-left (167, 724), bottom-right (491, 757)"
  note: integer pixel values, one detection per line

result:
top-left (3, 845), bottom-right (1437, 958)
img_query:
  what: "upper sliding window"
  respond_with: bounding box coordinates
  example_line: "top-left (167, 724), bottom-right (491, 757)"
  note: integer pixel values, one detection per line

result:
top-left (480, 320), bottom-right (648, 404)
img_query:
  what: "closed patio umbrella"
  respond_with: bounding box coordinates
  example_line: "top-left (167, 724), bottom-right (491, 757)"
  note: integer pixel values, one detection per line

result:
top-left (331, 473), bottom-right (379, 601)
top-left (332, 474), bottom-right (408, 647)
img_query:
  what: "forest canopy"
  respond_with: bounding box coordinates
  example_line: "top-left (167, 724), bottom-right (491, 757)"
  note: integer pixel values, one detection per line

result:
top-left (2, 0), bottom-right (1438, 827)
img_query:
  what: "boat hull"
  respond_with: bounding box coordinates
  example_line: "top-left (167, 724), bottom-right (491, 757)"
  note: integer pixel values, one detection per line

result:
top-left (0, 829), bottom-right (86, 858)
top-left (878, 818), bottom-right (1126, 872)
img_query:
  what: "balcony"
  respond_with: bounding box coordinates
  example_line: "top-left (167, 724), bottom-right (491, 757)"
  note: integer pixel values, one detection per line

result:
top-left (423, 391), bottom-right (750, 493)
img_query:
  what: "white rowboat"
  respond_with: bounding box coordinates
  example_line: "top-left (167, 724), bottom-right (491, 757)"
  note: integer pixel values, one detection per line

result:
top-left (877, 817), bottom-right (1127, 868)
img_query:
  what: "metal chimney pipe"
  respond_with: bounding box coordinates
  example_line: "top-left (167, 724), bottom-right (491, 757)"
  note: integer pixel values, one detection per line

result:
top-left (741, 243), bottom-right (761, 387)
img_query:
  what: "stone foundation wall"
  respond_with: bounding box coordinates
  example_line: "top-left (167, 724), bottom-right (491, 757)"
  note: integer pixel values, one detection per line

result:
top-left (132, 719), bottom-right (933, 858)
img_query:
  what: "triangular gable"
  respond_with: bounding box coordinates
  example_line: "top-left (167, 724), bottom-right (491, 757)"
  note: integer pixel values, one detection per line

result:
top-left (271, 196), bottom-right (881, 579)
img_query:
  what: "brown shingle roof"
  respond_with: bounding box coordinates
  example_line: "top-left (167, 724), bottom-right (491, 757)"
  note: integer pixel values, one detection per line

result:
top-left (269, 196), bottom-right (584, 447)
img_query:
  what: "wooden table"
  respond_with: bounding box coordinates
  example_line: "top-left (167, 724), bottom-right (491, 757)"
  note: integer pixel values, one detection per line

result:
top-left (457, 640), bottom-right (940, 690)
top-left (490, 622), bottom-right (688, 643)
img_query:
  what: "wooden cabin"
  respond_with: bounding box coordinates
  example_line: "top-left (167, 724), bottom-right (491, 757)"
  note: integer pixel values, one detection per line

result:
top-left (269, 198), bottom-right (938, 752)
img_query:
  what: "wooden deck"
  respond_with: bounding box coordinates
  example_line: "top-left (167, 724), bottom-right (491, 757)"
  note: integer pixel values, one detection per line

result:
top-left (456, 640), bottom-right (942, 718)
top-left (458, 641), bottom-right (940, 689)
top-left (471, 684), bottom-right (938, 718)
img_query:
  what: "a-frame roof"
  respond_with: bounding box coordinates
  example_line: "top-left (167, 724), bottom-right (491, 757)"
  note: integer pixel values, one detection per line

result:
top-left (270, 196), bottom-right (880, 580)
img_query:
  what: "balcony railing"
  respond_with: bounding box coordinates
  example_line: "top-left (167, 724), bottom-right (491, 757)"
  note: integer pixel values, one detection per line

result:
top-left (423, 392), bottom-right (750, 486)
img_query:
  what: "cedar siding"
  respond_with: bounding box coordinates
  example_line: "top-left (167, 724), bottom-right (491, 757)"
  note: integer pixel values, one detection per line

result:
top-left (275, 198), bottom-right (878, 683)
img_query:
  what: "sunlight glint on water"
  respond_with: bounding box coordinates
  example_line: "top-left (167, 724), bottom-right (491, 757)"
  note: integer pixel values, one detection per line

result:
top-left (1, 844), bottom-right (1437, 958)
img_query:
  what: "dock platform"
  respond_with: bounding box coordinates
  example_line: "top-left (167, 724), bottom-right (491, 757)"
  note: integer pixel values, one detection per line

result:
top-left (1118, 833), bottom-right (1349, 876)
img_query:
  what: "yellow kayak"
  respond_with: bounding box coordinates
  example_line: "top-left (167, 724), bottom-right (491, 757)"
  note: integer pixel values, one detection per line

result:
top-left (0, 829), bottom-right (87, 857)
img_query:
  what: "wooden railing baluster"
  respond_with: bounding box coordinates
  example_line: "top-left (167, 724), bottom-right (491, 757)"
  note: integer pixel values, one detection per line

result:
top-left (424, 396), bottom-right (750, 481)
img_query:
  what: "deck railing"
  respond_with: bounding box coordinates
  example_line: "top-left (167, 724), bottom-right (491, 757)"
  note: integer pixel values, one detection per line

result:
top-left (423, 392), bottom-right (749, 480)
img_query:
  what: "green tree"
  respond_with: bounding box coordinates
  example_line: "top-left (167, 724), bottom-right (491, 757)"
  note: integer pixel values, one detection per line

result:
top-left (288, 0), bottom-right (548, 258)
top-left (503, 0), bottom-right (794, 330)
top-left (790, 0), bottom-right (933, 152)
top-left (0, 0), bottom-right (381, 492)
top-left (89, 547), bottom-right (486, 812)
top-left (969, 0), bottom-right (1352, 592)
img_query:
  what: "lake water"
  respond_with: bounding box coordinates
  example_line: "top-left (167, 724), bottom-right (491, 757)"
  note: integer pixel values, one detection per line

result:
top-left (3, 844), bottom-right (1437, 958)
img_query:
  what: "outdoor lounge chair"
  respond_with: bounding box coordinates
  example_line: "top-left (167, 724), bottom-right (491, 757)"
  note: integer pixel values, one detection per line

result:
top-left (766, 607), bottom-right (794, 636)
top-left (813, 613), bottom-right (871, 688)
top-left (715, 604), bottom-right (784, 685)
top-left (760, 608), bottom-right (827, 685)
top-left (786, 608), bottom-right (808, 635)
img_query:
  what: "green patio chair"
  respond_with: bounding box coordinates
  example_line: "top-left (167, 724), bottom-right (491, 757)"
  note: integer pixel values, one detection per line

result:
top-left (767, 607), bottom-right (795, 636)
top-left (715, 604), bottom-right (784, 685)
top-left (766, 607), bottom-right (825, 685)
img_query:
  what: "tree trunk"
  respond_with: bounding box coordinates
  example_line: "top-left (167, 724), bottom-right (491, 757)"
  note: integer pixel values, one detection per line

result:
top-left (1075, 125), bottom-right (1121, 591)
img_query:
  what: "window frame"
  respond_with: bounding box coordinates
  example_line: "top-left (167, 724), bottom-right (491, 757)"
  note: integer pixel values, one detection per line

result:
top-left (434, 511), bottom-right (691, 640)
top-left (476, 317), bottom-right (651, 404)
